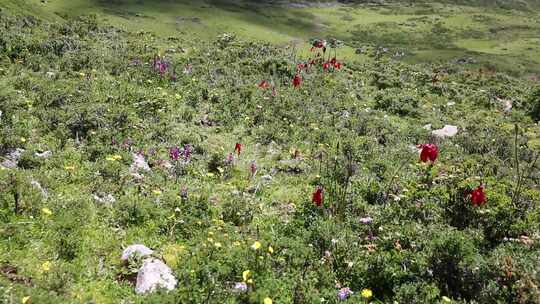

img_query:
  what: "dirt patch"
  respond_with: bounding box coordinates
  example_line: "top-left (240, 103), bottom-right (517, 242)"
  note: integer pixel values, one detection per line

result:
top-left (0, 264), bottom-right (33, 286)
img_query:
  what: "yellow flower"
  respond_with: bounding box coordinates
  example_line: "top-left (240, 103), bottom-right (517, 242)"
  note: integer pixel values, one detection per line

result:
top-left (442, 296), bottom-right (452, 303)
top-left (20, 137), bottom-right (26, 143)
top-left (41, 261), bottom-right (51, 272)
top-left (263, 297), bottom-right (272, 304)
top-left (242, 270), bottom-right (251, 282)
top-left (153, 189), bottom-right (162, 195)
top-left (206, 172), bottom-right (215, 177)
top-left (251, 241), bottom-right (262, 250)
top-left (361, 288), bottom-right (373, 299)
top-left (21, 296), bottom-right (31, 304)
top-left (268, 246), bottom-right (274, 254)
top-left (106, 156), bottom-right (116, 161)
top-left (64, 165), bottom-right (75, 171)
top-left (214, 242), bottom-right (222, 248)
top-left (41, 208), bottom-right (53, 216)
top-left (233, 241), bottom-right (241, 246)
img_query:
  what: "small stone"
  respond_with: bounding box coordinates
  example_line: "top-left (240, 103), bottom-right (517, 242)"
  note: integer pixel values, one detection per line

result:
top-left (93, 193), bottom-right (116, 204)
top-left (135, 258), bottom-right (177, 294)
top-left (121, 244), bottom-right (154, 261)
top-left (31, 180), bottom-right (48, 198)
top-left (432, 125), bottom-right (458, 138)
top-left (261, 175), bottom-right (273, 182)
top-left (35, 151), bottom-right (52, 158)
top-left (1, 149), bottom-right (25, 169)
top-left (130, 153), bottom-right (151, 179)
top-left (423, 124), bottom-right (432, 130)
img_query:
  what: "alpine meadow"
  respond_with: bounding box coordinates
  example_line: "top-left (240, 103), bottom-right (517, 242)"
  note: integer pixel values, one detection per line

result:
top-left (0, 0), bottom-right (540, 303)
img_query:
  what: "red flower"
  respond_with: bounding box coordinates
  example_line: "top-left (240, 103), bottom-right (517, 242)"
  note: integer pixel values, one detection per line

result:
top-left (313, 40), bottom-right (326, 49)
top-left (293, 74), bottom-right (302, 87)
top-left (297, 63), bottom-right (307, 71)
top-left (322, 61), bottom-right (331, 70)
top-left (258, 80), bottom-right (270, 89)
top-left (419, 144), bottom-right (438, 162)
top-left (235, 143), bottom-right (242, 156)
top-left (334, 61), bottom-right (342, 70)
top-left (470, 185), bottom-right (486, 206)
top-left (312, 186), bottom-right (323, 206)
top-left (330, 57), bottom-right (337, 65)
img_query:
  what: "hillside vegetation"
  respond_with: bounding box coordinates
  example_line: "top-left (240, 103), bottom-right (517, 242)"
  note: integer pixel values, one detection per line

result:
top-left (0, 1), bottom-right (540, 304)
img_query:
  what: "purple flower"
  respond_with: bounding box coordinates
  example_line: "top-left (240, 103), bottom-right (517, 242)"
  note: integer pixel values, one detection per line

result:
top-left (169, 147), bottom-right (181, 161)
top-left (225, 153), bottom-right (234, 166)
top-left (337, 287), bottom-right (353, 301)
top-left (182, 144), bottom-right (193, 160)
top-left (152, 56), bottom-right (170, 77)
top-left (249, 160), bottom-right (257, 175)
top-left (180, 186), bottom-right (188, 200)
top-left (360, 217), bottom-right (373, 225)
top-left (234, 282), bottom-right (247, 292)
top-left (111, 137), bottom-right (118, 146)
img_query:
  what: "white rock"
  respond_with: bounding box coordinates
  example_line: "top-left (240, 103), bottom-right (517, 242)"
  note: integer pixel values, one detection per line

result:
top-left (35, 151), bottom-right (52, 158)
top-left (121, 244), bottom-right (154, 261)
top-left (93, 193), bottom-right (116, 204)
top-left (261, 175), bottom-right (273, 182)
top-left (31, 180), bottom-right (48, 198)
top-left (423, 124), bottom-right (432, 130)
top-left (432, 125), bottom-right (458, 138)
top-left (496, 97), bottom-right (512, 113)
top-left (446, 101), bottom-right (456, 106)
top-left (130, 153), bottom-right (151, 178)
top-left (135, 258), bottom-right (177, 294)
top-left (1, 149), bottom-right (25, 169)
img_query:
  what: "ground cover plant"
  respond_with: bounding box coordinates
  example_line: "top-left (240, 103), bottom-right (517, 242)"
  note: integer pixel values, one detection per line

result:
top-left (0, 1), bottom-right (540, 304)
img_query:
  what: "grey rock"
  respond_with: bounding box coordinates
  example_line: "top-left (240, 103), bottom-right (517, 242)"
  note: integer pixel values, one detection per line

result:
top-left (1, 148), bottom-right (25, 169)
top-left (121, 244), bottom-right (154, 261)
top-left (432, 125), bottom-right (458, 138)
top-left (35, 151), bottom-right (52, 158)
top-left (130, 153), bottom-right (151, 179)
top-left (135, 258), bottom-right (177, 294)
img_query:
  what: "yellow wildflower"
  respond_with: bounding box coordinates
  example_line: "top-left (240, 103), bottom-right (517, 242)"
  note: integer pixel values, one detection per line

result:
top-left (152, 189), bottom-right (162, 195)
top-left (41, 208), bottom-right (52, 216)
top-left (41, 261), bottom-right (51, 272)
top-left (442, 296), bottom-right (452, 303)
top-left (268, 246), bottom-right (274, 254)
top-left (20, 137), bottom-right (26, 143)
top-left (242, 270), bottom-right (251, 282)
top-left (263, 297), bottom-right (273, 304)
top-left (251, 241), bottom-right (262, 250)
top-left (64, 165), bottom-right (75, 171)
top-left (214, 242), bottom-right (222, 248)
top-left (361, 288), bottom-right (373, 299)
top-left (21, 296), bottom-right (31, 304)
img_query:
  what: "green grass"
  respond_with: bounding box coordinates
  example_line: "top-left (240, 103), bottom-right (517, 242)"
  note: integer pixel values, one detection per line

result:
top-left (2, 0), bottom-right (539, 74)
top-left (1, 3), bottom-right (540, 304)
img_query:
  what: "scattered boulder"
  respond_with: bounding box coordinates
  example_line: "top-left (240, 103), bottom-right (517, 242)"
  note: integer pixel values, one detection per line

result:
top-left (35, 151), bottom-right (52, 158)
top-left (496, 97), bottom-right (513, 113)
top-left (432, 125), bottom-right (458, 138)
top-left (1, 149), bottom-right (25, 169)
top-left (261, 175), bottom-right (273, 183)
top-left (93, 193), bottom-right (116, 205)
top-left (135, 258), bottom-right (177, 294)
top-left (31, 180), bottom-right (48, 198)
top-left (130, 153), bottom-right (151, 179)
top-left (121, 244), bottom-right (154, 261)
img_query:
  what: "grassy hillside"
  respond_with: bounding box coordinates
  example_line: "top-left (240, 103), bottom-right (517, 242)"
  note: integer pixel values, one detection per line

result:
top-left (1, 0), bottom-right (540, 75)
top-left (0, 2), bottom-right (540, 304)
